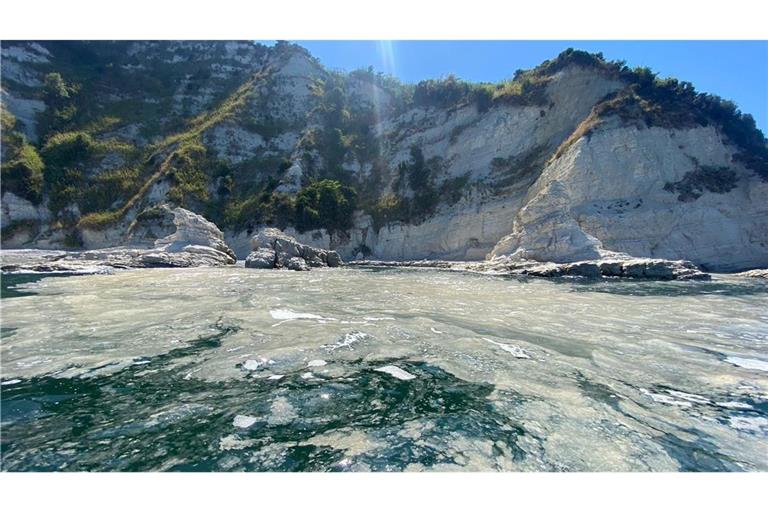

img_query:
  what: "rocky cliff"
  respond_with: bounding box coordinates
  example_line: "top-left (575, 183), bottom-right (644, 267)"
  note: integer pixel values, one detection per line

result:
top-left (2, 41), bottom-right (766, 271)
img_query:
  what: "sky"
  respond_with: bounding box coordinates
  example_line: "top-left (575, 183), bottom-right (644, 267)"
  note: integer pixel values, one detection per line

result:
top-left (280, 41), bottom-right (767, 134)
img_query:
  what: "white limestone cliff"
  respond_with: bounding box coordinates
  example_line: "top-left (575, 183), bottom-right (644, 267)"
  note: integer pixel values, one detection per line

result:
top-left (489, 122), bottom-right (768, 271)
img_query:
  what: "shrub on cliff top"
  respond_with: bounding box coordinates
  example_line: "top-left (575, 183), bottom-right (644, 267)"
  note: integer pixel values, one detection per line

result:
top-left (590, 77), bottom-right (768, 179)
top-left (413, 75), bottom-right (470, 109)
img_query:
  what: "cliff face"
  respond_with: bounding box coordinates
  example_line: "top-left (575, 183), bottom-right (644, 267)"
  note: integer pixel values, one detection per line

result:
top-left (2, 41), bottom-right (767, 271)
top-left (490, 123), bottom-right (768, 272)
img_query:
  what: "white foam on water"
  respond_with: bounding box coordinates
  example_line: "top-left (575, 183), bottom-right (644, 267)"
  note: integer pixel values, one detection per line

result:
top-left (269, 309), bottom-right (323, 321)
top-left (267, 397), bottom-right (298, 426)
top-left (323, 331), bottom-right (368, 351)
top-left (375, 365), bottom-right (416, 381)
top-left (301, 429), bottom-right (382, 457)
top-left (307, 359), bottom-right (327, 367)
top-left (267, 374), bottom-right (285, 380)
top-left (640, 388), bottom-right (691, 407)
top-left (728, 416), bottom-right (768, 433)
top-left (716, 401), bottom-right (753, 410)
top-left (431, 327), bottom-right (444, 334)
top-left (232, 415), bottom-right (258, 429)
top-left (482, 338), bottom-right (531, 359)
top-left (219, 435), bottom-right (258, 451)
top-left (144, 403), bottom-right (213, 428)
top-left (301, 372), bottom-right (314, 379)
top-left (183, 368), bottom-right (201, 381)
top-left (667, 390), bottom-right (711, 404)
top-left (242, 358), bottom-right (268, 371)
top-left (726, 357), bottom-right (768, 372)
top-left (1, 379), bottom-right (22, 386)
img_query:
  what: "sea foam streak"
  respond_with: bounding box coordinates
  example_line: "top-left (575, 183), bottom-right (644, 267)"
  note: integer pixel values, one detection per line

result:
top-left (375, 365), bottom-right (416, 380)
top-left (726, 356), bottom-right (768, 372)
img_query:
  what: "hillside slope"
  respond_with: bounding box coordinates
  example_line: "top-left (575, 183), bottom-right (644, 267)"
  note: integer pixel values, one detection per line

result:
top-left (2, 41), bottom-right (766, 271)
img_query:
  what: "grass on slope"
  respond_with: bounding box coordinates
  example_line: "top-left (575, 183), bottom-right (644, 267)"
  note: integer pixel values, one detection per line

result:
top-left (78, 71), bottom-right (265, 229)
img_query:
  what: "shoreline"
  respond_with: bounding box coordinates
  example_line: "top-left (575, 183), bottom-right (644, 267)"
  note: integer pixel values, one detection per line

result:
top-left (2, 248), bottom-right (766, 281)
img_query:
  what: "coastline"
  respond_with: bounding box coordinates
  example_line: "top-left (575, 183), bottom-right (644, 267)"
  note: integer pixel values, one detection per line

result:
top-left (3, 247), bottom-right (767, 281)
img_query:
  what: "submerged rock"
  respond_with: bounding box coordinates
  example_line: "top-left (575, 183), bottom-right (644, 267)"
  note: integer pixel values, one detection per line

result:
top-left (244, 227), bottom-right (342, 271)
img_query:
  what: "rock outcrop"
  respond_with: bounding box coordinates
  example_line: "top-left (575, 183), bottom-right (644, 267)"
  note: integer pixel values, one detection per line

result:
top-left (462, 256), bottom-right (710, 280)
top-left (1, 206), bottom-right (235, 273)
top-left (733, 269), bottom-right (768, 279)
top-left (244, 228), bottom-right (341, 271)
top-left (132, 205), bottom-right (236, 261)
top-left (350, 256), bottom-right (711, 281)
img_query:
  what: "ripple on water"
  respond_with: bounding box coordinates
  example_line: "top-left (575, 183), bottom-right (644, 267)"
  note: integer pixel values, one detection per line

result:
top-left (1, 268), bottom-right (766, 471)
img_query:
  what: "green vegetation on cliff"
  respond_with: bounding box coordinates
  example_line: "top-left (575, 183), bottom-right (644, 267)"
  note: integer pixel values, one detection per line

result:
top-left (295, 179), bottom-right (357, 233)
top-left (2, 41), bottom-right (765, 245)
top-left (40, 131), bottom-right (135, 213)
top-left (2, 142), bottom-right (45, 204)
top-left (541, 50), bottom-right (768, 179)
top-left (1, 109), bottom-right (44, 204)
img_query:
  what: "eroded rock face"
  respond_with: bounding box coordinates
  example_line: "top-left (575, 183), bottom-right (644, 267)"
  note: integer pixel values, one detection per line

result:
top-left (155, 206), bottom-right (236, 260)
top-left (489, 124), bottom-right (768, 272)
top-left (126, 204), bottom-right (235, 260)
top-left (245, 228), bottom-right (342, 271)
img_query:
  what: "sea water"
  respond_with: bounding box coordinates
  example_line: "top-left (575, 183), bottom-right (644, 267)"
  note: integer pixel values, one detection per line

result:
top-left (1, 267), bottom-right (766, 471)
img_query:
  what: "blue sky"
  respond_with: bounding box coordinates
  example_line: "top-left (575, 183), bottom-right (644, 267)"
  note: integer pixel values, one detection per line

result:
top-left (281, 41), bottom-right (767, 134)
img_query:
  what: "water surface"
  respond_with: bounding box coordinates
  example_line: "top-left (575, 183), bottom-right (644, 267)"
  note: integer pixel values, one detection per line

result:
top-left (1, 267), bottom-right (766, 471)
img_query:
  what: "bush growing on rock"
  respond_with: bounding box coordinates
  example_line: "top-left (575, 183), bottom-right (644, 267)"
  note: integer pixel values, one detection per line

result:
top-left (370, 193), bottom-right (407, 230)
top-left (40, 72), bottom-right (81, 136)
top-left (40, 131), bottom-right (118, 211)
top-left (80, 166), bottom-right (141, 213)
top-left (295, 179), bottom-right (357, 233)
top-left (166, 140), bottom-right (211, 208)
top-left (1, 143), bottom-right (45, 203)
top-left (223, 192), bottom-right (296, 231)
top-left (663, 165), bottom-right (739, 202)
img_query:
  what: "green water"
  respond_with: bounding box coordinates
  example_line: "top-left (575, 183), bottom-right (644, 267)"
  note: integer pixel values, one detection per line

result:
top-left (1, 268), bottom-right (767, 471)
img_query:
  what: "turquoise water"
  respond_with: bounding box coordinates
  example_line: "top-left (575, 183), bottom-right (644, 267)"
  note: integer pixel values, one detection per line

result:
top-left (1, 268), bottom-right (767, 471)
